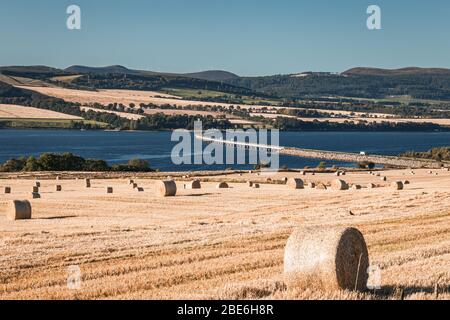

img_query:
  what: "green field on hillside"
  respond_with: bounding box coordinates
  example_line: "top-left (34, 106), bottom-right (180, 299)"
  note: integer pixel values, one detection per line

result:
top-left (163, 87), bottom-right (281, 106)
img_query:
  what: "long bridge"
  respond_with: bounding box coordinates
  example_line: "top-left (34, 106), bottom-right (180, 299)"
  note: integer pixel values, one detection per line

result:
top-left (195, 134), bottom-right (447, 169)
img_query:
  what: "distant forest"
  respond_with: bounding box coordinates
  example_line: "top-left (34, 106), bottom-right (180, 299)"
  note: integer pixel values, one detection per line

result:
top-left (226, 73), bottom-right (450, 100)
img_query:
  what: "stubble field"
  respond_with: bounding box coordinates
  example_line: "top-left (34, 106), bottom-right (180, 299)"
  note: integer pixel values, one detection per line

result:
top-left (0, 169), bottom-right (449, 300)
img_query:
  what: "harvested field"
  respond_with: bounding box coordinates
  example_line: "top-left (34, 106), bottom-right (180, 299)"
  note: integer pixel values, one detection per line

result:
top-left (0, 168), bottom-right (449, 300)
top-left (17, 86), bottom-right (280, 111)
top-left (80, 106), bottom-right (144, 120)
top-left (0, 104), bottom-right (82, 120)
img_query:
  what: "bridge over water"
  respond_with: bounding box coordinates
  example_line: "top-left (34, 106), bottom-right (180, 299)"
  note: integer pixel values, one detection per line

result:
top-left (196, 134), bottom-right (446, 169)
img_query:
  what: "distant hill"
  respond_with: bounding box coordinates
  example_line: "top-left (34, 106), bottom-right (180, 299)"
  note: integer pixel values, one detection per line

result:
top-left (65, 65), bottom-right (143, 75)
top-left (3, 64), bottom-right (450, 100)
top-left (183, 70), bottom-right (239, 81)
top-left (65, 65), bottom-right (239, 82)
top-left (227, 67), bottom-right (450, 100)
top-left (343, 67), bottom-right (450, 77)
top-left (0, 65), bottom-right (70, 79)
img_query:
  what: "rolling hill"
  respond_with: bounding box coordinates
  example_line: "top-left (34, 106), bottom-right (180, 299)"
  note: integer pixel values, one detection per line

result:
top-left (64, 65), bottom-right (239, 81)
top-left (343, 67), bottom-right (450, 77)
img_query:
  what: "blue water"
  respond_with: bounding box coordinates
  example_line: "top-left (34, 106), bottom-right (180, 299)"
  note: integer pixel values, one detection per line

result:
top-left (0, 130), bottom-right (449, 171)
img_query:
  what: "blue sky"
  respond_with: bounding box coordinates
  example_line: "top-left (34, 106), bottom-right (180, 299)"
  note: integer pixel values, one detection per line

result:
top-left (1, 0), bottom-right (449, 76)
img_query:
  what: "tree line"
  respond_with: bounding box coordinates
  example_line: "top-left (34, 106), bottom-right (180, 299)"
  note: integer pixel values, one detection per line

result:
top-left (0, 153), bottom-right (154, 172)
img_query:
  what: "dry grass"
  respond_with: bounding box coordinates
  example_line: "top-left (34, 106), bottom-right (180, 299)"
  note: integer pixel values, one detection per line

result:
top-left (0, 168), bottom-right (449, 300)
top-left (0, 104), bottom-right (82, 120)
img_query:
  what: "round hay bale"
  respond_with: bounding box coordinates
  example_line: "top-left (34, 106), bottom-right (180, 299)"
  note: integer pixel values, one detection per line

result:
top-left (85, 179), bottom-right (91, 188)
top-left (216, 182), bottom-right (229, 189)
top-left (266, 178), bottom-right (272, 183)
top-left (331, 179), bottom-right (349, 191)
top-left (32, 186), bottom-right (39, 193)
top-left (31, 192), bottom-right (40, 199)
top-left (287, 178), bottom-right (304, 189)
top-left (284, 226), bottom-right (369, 292)
top-left (132, 183), bottom-right (138, 189)
top-left (300, 171), bottom-right (306, 176)
top-left (380, 176), bottom-right (387, 181)
top-left (35, 181), bottom-right (41, 188)
top-left (56, 185), bottom-right (62, 192)
top-left (391, 181), bottom-right (404, 190)
top-left (403, 180), bottom-right (410, 185)
top-left (4, 187), bottom-right (11, 194)
top-left (5, 200), bottom-right (32, 221)
top-left (366, 183), bottom-right (375, 189)
top-left (376, 173), bottom-right (381, 177)
top-left (187, 180), bottom-right (201, 189)
top-left (341, 171), bottom-right (346, 176)
top-left (156, 180), bottom-right (177, 197)
top-left (253, 183), bottom-right (260, 189)
top-left (247, 181), bottom-right (253, 187)
top-left (351, 184), bottom-right (362, 190)
top-left (335, 172), bottom-right (341, 177)
top-left (56, 176), bottom-right (60, 181)
top-left (308, 182), bottom-right (316, 189)
top-left (137, 187), bottom-right (144, 192)
top-left (316, 183), bottom-right (327, 190)
top-left (107, 187), bottom-right (113, 194)
top-left (282, 177), bottom-right (288, 184)
top-left (129, 179), bottom-right (134, 185)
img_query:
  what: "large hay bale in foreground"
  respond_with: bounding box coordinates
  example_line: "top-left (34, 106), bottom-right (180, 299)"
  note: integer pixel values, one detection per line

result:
top-left (287, 178), bottom-right (304, 189)
top-left (5, 200), bottom-right (32, 221)
top-left (186, 180), bottom-right (201, 189)
top-left (156, 180), bottom-right (177, 197)
top-left (216, 182), bottom-right (229, 189)
top-left (284, 227), bottom-right (369, 292)
top-left (331, 179), bottom-right (349, 191)
top-left (391, 181), bottom-right (404, 190)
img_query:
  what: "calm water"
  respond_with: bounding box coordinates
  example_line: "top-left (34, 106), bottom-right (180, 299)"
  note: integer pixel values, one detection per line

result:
top-left (0, 130), bottom-right (449, 171)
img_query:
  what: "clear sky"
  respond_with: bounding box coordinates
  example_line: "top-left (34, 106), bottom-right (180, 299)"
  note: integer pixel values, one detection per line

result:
top-left (1, 0), bottom-right (449, 76)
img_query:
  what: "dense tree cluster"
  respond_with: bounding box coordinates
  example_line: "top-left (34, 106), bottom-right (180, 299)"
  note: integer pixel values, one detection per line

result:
top-left (272, 117), bottom-right (445, 132)
top-left (0, 153), bottom-right (153, 172)
top-left (401, 147), bottom-right (450, 161)
top-left (227, 73), bottom-right (450, 100)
